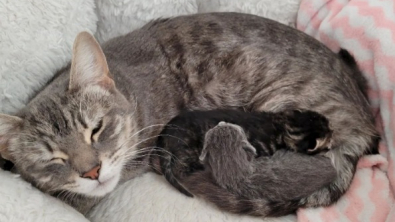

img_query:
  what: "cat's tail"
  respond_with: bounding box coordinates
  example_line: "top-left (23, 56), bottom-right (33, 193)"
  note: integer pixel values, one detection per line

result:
top-left (180, 150), bottom-right (338, 217)
top-left (337, 48), bottom-right (369, 100)
top-left (181, 170), bottom-right (301, 217)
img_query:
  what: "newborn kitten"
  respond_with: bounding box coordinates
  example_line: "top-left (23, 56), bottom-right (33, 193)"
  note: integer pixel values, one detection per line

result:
top-left (151, 109), bottom-right (333, 200)
top-left (187, 122), bottom-right (337, 216)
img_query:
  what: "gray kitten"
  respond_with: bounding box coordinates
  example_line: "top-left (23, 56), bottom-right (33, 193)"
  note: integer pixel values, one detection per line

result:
top-left (0, 12), bottom-right (378, 215)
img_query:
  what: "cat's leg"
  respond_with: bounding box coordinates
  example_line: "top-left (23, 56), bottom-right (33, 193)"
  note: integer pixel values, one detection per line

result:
top-left (282, 110), bottom-right (333, 154)
top-left (200, 122), bottom-right (256, 192)
top-left (255, 98), bottom-right (379, 208)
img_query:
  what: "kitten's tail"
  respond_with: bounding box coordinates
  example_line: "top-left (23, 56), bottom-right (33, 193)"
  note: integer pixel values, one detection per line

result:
top-left (150, 148), bottom-right (194, 197)
top-left (162, 157), bottom-right (194, 198)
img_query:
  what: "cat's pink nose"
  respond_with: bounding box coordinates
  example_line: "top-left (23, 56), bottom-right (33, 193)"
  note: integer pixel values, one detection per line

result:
top-left (82, 165), bottom-right (101, 180)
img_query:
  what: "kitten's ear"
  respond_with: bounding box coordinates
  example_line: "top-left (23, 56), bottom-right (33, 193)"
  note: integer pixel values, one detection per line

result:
top-left (0, 114), bottom-right (22, 161)
top-left (69, 31), bottom-right (114, 91)
top-left (242, 140), bottom-right (257, 157)
top-left (200, 129), bottom-right (214, 161)
top-left (199, 145), bottom-right (209, 162)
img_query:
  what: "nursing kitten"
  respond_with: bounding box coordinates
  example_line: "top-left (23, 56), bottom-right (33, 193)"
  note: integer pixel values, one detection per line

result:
top-left (0, 12), bottom-right (378, 215)
top-left (185, 122), bottom-right (336, 216)
top-left (151, 109), bottom-right (334, 200)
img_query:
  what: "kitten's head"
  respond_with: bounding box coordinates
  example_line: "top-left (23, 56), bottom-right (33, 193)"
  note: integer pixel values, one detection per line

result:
top-left (200, 122), bottom-right (256, 168)
top-left (0, 32), bottom-right (139, 197)
top-left (199, 122), bottom-right (256, 188)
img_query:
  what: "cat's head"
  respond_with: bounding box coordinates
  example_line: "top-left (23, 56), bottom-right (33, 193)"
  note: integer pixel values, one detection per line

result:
top-left (0, 32), bottom-right (138, 197)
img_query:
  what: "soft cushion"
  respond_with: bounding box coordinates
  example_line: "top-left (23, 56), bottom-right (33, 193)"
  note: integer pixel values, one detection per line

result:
top-left (0, 169), bottom-right (88, 222)
top-left (0, 0), bottom-right (97, 114)
top-left (89, 172), bottom-right (296, 222)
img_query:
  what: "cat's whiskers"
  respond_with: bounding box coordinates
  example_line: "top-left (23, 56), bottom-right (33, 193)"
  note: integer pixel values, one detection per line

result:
top-left (146, 148), bottom-right (186, 166)
top-left (128, 123), bottom-right (192, 141)
top-left (65, 191), bottom-right (77, 205)
top-left (112, 133), bottom-right (190, 163)
top-left (55, 189), bottom-right (69, 199)
top-left (128, 124), bottom-right (167, 139)
top-left (121, 144), bottom-right (185, 167)
top-left (129, 133), bottom-right (190, 149)
top-left (112, 143), bottom-right (152, 160)
top-left (119, 147), bottom-right (184, 171)
top-left (108, 123), bottom-right (192, 159)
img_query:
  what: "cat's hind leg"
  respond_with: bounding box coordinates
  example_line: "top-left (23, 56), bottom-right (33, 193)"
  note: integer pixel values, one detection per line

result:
top-left (282, 110), bottom-right (333, 154)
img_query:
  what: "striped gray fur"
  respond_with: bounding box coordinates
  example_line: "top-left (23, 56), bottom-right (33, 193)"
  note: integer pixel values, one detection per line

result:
top-left (0, 13), bottom-right (378, 216)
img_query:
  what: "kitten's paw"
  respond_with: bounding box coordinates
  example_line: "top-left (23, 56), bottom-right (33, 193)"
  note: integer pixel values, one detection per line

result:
top-left (284, 110), bottom-right (333, 154)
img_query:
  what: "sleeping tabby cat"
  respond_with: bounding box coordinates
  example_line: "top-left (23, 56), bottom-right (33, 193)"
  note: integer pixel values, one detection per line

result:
top-left (151, 109), bottom-right (335, 204)
top-left (0, 12), bottom-right (378, 215)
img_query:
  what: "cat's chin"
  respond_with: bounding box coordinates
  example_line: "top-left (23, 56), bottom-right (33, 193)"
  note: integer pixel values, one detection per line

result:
top-left (68, 164), bottom-right (121, 197)
top-left (87, 174), bottom-right (120, 197)
top-left (71, 172), bottom-right (121, 197)
top-left (78, 158), bottom-right (123, 197)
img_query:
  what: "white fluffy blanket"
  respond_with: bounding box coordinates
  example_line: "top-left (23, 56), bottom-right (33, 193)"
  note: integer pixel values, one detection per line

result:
top-left (0, 0), bottom-right (301, 221)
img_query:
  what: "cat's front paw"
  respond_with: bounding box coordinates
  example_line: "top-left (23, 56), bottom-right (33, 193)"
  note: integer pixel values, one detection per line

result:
top-left (283, 110), bottom-right (333, 154)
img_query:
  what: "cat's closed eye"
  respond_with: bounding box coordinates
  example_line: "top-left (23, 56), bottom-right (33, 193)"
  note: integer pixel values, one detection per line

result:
top-left (91, 119), bottom-right (103, 142)
top-left (49, 151), bottom-right (69, 165)
top-left (50, 157), bottom-right (66, 165)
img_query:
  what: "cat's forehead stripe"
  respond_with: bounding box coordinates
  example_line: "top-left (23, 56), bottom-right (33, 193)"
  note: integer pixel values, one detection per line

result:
top-left (77, 113), bottom-right (88, 128)
top-left (42, 140), bottom-right (54, 152)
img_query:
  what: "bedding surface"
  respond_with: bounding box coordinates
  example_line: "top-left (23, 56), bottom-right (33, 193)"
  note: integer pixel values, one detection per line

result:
top-left (297, 0), bottom-right (395, 221)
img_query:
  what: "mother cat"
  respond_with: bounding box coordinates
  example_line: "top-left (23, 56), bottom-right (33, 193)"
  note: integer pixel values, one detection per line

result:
top-left (0, 13), bottom-right (378, 216)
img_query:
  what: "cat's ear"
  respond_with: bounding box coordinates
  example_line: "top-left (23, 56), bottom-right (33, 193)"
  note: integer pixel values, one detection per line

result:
top-left (69, 31), bottom-right (114, 92)
top-left (0, 114), bottom-right (22, 161)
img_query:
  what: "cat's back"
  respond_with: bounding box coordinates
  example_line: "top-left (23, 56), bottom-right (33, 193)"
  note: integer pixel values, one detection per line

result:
top-left (103, 13), bottom-right (368, 112)
top-left (105, 12), bottom-right (333, 66)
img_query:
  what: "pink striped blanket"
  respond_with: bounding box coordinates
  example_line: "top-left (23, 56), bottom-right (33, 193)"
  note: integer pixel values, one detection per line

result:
top-left (296, 0), bottom-right (395, 221)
